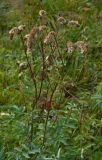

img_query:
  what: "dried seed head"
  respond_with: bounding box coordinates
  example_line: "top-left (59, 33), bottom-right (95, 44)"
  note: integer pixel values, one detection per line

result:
top-left (24, 34), bottom-right (30, 40)
top-left (17, 25), bottom-right (26, 34)
top-left (66, 41), bottom-right (74, 53)
top-left (24, 27), bottom-right (39, 53)
top-left (29, 27), bottom-right (39, 39)
top-left (44, 31), bottom-right (56, 44)
top-left (18, 25), bottom-right (25, 31)
top-left (39, 25), bottom-right (47, 33)
top-left (9, 27), bottom-right (18, 34)
top-left (19, 62), bottom-right (27, 72)
top-left (39, 10), bottom-right (46, 17)
top-left (24, 34), bottom-right (30, 46)
top-left (49, 31), bottom-right (56, 36)
top-left (9, 25), bottom-right (25, 39)
top-left (57, 16), bottom-right (66, 25)
top-left (75, 41), bottom-right (87, 54)
top-left (68, 20), bottom-right (79, 27)
top-left (26, 47), bottom-right (32, 55)
top-left (9, 27), bottom-right (18, 39)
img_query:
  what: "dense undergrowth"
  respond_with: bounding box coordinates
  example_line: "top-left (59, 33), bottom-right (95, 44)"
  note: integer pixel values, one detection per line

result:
top-left (0, 0), bottom-right (102, 159)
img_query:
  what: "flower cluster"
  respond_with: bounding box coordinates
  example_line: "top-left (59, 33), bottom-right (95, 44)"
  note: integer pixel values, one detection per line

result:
top-left (19, 62), bottom-right (27, 72)
top-left (39, 10), bottom-right (46, 18)
top-left (9, 25), bottom-right (25, 39)
top-left (24, 25), bottom-right (47, 54)
top-left (75, 41), bottom-right (87, 54)
top-left (39, 25), bottom-right (47, 33)
top-left (66, 41), bottom-right (74, 53)
top-left (39, 10), bottom-right (47, 25)
top-left (65, 40), bottom-right (87, 54)
top-left (44, 31), bottom-right (56, 44)
top-left (68, 20), bottom-right (79, 27)
top-left (9, 10), bottom-right (87, 57)
top-left (57, 16), bottom-right (66, 25)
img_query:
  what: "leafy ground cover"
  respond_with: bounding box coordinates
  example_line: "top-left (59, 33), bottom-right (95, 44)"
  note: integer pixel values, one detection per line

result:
top-left (0, 0), bottom-right (102, 159)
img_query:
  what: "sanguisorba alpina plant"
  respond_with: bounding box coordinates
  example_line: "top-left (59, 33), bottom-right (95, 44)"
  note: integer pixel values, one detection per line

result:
top-left (9, 9), bottom-right (88, 151)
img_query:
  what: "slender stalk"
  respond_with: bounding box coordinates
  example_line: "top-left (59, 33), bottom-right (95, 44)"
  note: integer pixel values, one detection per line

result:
top-left (38, 40), bottom-right (53, 99)
top-left (20, 34), bottom-right (38, 143)
top-left (20, 34), bottom-right (38, 103)
top-left (38, 40), bottom-right (45, 99)
top-left (54, 36), bottom-right (65, 67)
top-left (42, 109), bottom-right (50, 146)
top-left (42, 83), bottom-right (58, 146)
top-left (50, 83), bottom-right (58, 102)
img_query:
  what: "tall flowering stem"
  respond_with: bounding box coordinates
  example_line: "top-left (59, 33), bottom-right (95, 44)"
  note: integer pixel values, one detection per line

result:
top-left (20, 34), bottom-right (38, 104)
top-left (38, 40), bottom-right (45, 99)
top-left (20, 34), bottom-right (38, 143)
